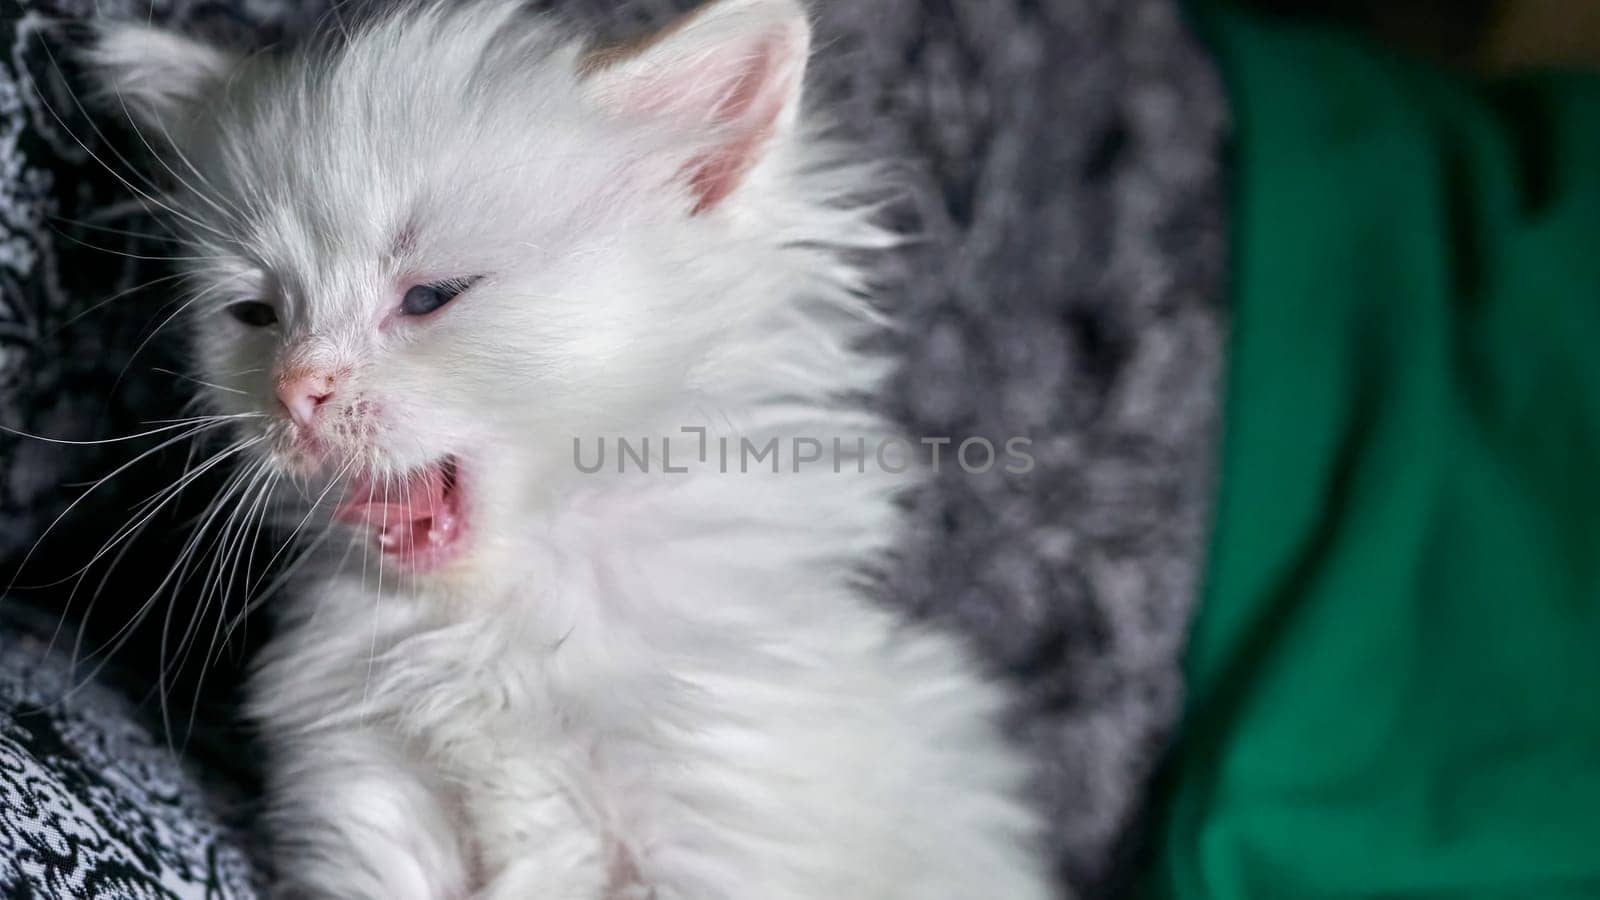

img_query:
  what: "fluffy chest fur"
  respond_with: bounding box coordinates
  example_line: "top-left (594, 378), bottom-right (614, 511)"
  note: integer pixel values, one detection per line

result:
top-left (251, 470), bottom-right (1043, 899)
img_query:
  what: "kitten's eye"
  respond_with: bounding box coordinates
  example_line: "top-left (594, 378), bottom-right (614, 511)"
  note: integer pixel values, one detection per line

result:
top-left (401, 278), bottom-right (479, 317)
top-left (227, 301), bottom-right (278, 327)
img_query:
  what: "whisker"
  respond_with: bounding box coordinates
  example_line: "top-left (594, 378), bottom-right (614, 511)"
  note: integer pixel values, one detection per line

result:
top-left (49, 269), bottom-right (205, 336)
top-left (56, 434), bottom-right (268, 700)
top-left (363, 471), bottom-right (392, 711)
top-left (149, 452), bottom-right (267, 743)
top-left (3, 419), bottom-right (256, 606)
top-left (151, 368), bottom-right (250, 396)
top-left (244, 454), bottom-right (360, 598)
top-left (50, 226), bottom-right (228, 263)
top-left (0, 411), bottom-right (260, 446)
top-left (80, 197), bottom-right (166, 226)
top-left (24, 31), bottom-right (239, 247)
top-left (223, 468), bottom-right (355, 645)
top-left (176, 456), bottom-right (279, 747)
top-left (113, 276), bottom-right (247, 394)
top-left (112, 74), bottom-right (259, 245)
top-left (48, 212), bottom-right (183, 243)
top-left (40, 428), bottom-right (263, 592)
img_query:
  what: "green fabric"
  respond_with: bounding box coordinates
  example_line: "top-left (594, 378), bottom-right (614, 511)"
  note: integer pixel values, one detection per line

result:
top-left (1145, 8), bottom-right (1600, 900)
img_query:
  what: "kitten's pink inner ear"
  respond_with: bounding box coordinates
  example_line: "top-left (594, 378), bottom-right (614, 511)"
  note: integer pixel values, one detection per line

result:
top-left (681, 33), bottom-right (795, 213)
top-left (584, 1), bottom-right (809, 215)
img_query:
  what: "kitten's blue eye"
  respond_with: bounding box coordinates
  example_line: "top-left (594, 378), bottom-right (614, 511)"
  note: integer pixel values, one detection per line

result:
top-left (401, 278), bottom-right (479, 317)
top-left (227, 301), bottom-right (278, 327)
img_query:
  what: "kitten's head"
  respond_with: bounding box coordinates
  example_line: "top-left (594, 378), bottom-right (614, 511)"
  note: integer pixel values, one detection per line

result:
top-left (90, 0), bottom-right (819, 575)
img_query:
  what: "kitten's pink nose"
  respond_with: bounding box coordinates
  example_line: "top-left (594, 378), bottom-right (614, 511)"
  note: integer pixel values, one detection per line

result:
top-left (276, 369), bottom-right (336, 429)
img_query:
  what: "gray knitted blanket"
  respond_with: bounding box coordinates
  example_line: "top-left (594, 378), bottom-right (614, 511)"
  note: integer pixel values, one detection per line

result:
top-left (0, 1), bottom-right (1227, 896)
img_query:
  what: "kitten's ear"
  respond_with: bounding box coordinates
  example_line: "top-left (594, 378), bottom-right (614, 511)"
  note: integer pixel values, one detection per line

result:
top-left (582, 0), bottom-right (811, 214)
top-left (85, 22), bottom-right (239, 138)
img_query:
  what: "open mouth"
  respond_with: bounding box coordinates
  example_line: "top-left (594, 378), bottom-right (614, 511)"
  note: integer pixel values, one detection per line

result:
top-left (333, 456), bottom-right (467, 570)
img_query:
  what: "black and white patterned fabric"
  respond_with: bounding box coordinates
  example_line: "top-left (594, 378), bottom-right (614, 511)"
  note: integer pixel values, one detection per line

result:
top-left (0, 1), bottom-right (1229, 897)
top-left (0, 609), bottom-right (258, 898)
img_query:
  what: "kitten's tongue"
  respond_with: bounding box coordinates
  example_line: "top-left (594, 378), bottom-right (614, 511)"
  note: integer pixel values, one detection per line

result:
top-left (333, 459), bottom-right (462, 565)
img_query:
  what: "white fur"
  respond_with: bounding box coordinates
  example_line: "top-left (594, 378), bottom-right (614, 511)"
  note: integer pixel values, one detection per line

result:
top-left (92, 2), bottom-right (1052, 897)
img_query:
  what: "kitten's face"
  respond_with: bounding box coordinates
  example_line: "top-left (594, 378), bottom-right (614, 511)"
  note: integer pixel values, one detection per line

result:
top-left (93, 0), bottom-right (809, 574)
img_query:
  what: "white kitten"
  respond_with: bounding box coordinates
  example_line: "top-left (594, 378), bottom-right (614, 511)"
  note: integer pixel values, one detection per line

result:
top-left (91, 1), bottom-right (1052, 897)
